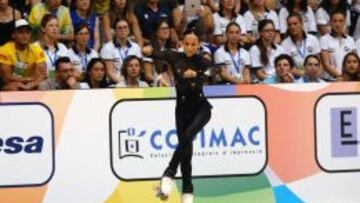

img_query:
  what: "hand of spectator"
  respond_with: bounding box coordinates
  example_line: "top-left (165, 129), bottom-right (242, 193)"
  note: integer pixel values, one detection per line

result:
top-left (67, 77), bottom-right (78, 89)
top-left (196, 8), bottom-right (204, 17)
top-left (336, 76), bottom-right (344, 82)
top-left (159, 79), bottom-right (170, 87)
top-left (183, 69), bottom-right (197, 78)
top-left (280, 72), bottom-right (294, 83)
top-left (3, 82), bottom-right (26, 91)
top-left (142, 45), bottom-right (153, 56)
top-left (19, 77), bottom-right (31, 84)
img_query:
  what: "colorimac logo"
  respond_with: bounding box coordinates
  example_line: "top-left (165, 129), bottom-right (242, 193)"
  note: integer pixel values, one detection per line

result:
top-left (316, 94), bottom-right (360, 172)
top-left (0, 103), bottom-right (55, 187)
top-left (110, 97), bottom-right (267, 180)
top-left (118, 126), bottom-right (262, 160)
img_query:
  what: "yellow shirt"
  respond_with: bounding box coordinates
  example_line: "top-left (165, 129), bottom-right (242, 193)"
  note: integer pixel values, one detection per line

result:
top-left (0, 42), bottom-right (46, 77)
top-left (94, 0), bottom-right (110, 15)
top-left (28, 3), bottom-right (73, 39)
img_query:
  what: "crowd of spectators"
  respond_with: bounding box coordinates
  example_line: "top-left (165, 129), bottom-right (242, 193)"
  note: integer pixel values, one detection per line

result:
top-left (0, 0), bottom-right (360, 90)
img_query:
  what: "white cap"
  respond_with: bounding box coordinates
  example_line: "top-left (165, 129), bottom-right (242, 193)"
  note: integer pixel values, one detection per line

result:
top-left (15, 19), bottom-right (31, 30)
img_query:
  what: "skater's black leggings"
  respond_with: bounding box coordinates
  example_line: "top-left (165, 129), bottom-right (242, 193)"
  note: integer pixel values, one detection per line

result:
top-left (164, 102), bottom-right (211, 193)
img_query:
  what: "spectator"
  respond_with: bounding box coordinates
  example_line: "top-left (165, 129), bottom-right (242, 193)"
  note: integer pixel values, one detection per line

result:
top-left (100, 18), bottom-right (142, 84)
top-left (102, 0), bottom-right (143, 46)
top-left (249, 19), bottom-right (285, 82)
top-left (0, 0), bottom-right (22, 46)
top-left (212, 0), bottom-right (249, 45)
top-left (320, 10), bottom-right (355, 81)
top-left (134, 0), bottom-right (177, 44)
top-left (36, 14), bottom-right (70, 80)
top-left (243, 0), bottom-right (280, 43)
top-left (155, 63), bottom-right (175, 87)
top-left (83, 58), bottom-right (109, 88)
top-left (214, 22), bottom-right (251, 84)
top-left (201, 0), bottom-right (221, 12)
top-left (143, 18), bottom-right (173, 85)
top-left (38, 56), bottom-right (82, 90)
top-left (316, 0), bottom-right (351, 35)
top-left (68, 23), bottom-right (99, 79)
top-left (10, 0), bottom-right (38, 17)
top-left (70, 0), bottom-right (100, 50)
top-left (0, 19), bottom-right (46, 91)
top-left (263, 54), bottom-right (299, 84)
top-left (298, 54), bottom-right (324, 83)
top-left (116, 55), bottom-right (149, 87)
top-left (281, 13), bottom-right (320, 77)
top-left (350, 0), bottom-right (360, 39)
top-left (172, 0), bottom-right (214, 42)
top-left (93, 0), bottom-right (110, 16)
top-left (28, 0), bottom-right (74, 42)
top-left (279, 0), bottom-right (317, 36)
top-left (339, 52), bottom-right (360, 81)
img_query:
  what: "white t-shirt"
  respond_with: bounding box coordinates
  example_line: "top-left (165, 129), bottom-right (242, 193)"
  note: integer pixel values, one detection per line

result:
top-left (320, 33), bottom-right (356, 80)
top-left (279, 7), bottom-right (317, 34)
top-left (316, 7), bottom-right (351, 26)
top-left (243, 10), bottom-right (280, 39)
top-left (178, 5), bottom-right (204, 33)
top-left (356, 38), bottom-right (360, 55)
top-left (213, 12), bottom-right (247, 36)
top-left (214, 45), bottom-right (250, 82)
top-left (68, 47), bottom-right (99, 73)
top-left (100, 40), bottom-right (142, 78)
top-left (281, 34), bottom-right (321, 69)
top-left (115, 80), bottom-right (149, 88)
top-left (36, 42), bottom-right (70, 79)
top-left (249, 43), bottom-right (285, 76)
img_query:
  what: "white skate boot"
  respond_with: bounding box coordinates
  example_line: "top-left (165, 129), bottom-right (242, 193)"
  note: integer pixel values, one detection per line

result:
top-left (181, 193), bottom-right (194, 203)
top-left (157, 176), bottom-right (173, 200)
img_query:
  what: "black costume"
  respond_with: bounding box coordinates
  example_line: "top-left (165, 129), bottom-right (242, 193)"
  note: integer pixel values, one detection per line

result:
top-left (152, 50), bottom-right (212, 193)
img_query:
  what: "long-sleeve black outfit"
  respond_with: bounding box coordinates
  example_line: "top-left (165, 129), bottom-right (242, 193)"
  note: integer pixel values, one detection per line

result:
top-left (152, 50), bottom-right (212, 193)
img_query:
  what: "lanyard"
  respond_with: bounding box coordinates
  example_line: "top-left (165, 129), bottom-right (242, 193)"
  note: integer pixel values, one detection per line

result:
top-left (78, 53), bottom-right (88, 71)
top-left (15, 46), bottom-right (30, 62)
top-left (296, 39), bottom-right (307, 59)
top-left (228, 49), bottom-right (242, 74)
top-left (46, 49), bottom-right (58, 69)
top-left (118, 47), bottom-right (129, 62)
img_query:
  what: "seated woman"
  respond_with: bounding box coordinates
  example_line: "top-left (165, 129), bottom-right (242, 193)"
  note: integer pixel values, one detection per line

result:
top-left (281, 13), bottom-right (320, 78)
top-left (320, 10), bottom-right (356, 81)
top-left (249, 19), bottom-right (285, 83)
top-left (82, 58), bottom-right (109, 88)
top-left (339, 52), bottom-right (360, 82)
top-left (36, 14), bottom-right (70, 80)
top-left (70, 0), bottom-right (100, 50)
top-left (100, 18), bottom-right (142, 84)
top-left (214, 22), bottom-right (251, 84)
top-left (68, 23), bottom-right (99, 79)
top-left (143, 18), bottom-right (174, 86)
top-left (102, 0), bottom-right (143, 45)
top-left (116, 55), bottom-right (149, 88)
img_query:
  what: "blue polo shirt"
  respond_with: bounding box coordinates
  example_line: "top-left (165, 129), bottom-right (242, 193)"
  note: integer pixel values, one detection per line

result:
top-left (134, 3), bottom-right (173, 39)
top-left (262, 75), bottom-right (302, 84)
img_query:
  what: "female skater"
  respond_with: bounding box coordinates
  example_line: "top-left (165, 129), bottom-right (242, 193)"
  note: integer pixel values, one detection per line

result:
top-left (144, 29), bottom-right (213, 203)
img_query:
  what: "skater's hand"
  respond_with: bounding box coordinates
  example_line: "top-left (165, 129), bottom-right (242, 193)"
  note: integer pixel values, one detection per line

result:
top-left (183, 69), bottom-right (197, 78)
